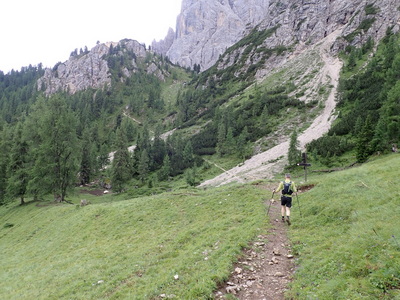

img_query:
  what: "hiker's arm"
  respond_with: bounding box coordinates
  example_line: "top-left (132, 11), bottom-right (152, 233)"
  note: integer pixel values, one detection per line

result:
top-left (274, 182), bottom-right (283, 193)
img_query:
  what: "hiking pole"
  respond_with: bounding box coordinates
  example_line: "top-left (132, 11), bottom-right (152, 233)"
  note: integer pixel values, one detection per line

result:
top-left (267, 191), bottom-right (275, 215)
top-left (296, 193), bottom-right (302, 218)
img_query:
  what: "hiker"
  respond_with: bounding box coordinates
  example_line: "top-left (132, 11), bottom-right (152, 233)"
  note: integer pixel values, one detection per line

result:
top-left (274, 173), bottom-right (297, 225)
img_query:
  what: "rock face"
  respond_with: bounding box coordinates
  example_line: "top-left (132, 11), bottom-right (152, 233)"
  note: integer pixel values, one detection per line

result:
top-left (39, 0), bottom-right (400, 94)
top-left (153, 0), bottom-right (271, 71)
top-left (37, 40), bottom-right (150, 95)
top-left (37, 43), bottom-right (113, 95)
top-left (154, 0), bottom-right (400, 71)
top-left (256, 0), bottom-right (400, 54)
top-left (151, 27), bottom-right (175, 56)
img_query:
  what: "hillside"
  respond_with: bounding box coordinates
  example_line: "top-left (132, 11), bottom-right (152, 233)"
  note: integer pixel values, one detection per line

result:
top-left (200, 27), bottom-right (343, 187)
top-left (1, 154), bottom-right (399, 299)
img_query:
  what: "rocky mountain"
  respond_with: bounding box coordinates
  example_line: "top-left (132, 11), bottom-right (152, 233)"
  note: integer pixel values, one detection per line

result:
top-left (38, 0), bottom-right (400, 95)
top-left (37, 39), bottom-right (166, 95)
top-left (153, 0), bottom-right (271, 71)
top-left (154, 0), bottom-right (400, 71)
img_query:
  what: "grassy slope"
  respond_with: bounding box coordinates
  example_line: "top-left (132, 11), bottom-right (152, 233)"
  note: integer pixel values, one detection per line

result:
top-left (0, 185), bottom-right (267, 300)
top-left (1, 154), bottom-right (399, 299)
top-left (288, 154), bottom-right (400, 299)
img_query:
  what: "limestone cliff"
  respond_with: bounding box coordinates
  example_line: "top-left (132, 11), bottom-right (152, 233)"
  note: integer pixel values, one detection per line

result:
top-left (154, 0), bottom-right (400, 71)
top-left (153, 0), bottom-right (270, 71)
top-left (37, 39), bottom-right (167, 95)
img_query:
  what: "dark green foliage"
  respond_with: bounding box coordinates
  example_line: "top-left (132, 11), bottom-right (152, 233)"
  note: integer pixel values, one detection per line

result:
top-left (111, 127), bottom-right (132, 192)
top-left (312, 31), bottom-right (400, 163)
top-left (344, 17), bottom-right (376, 42)
top-left (0, 65), bottom-right (44, 123)
top-left (355, 115), bottom-right (375, 163)
top-left (6, 123), bottom-right (29, 205)
top-left (307, 135), bottom-right (354, 157)
top-left (26, 95), bottom-right (81, 201)
top-left (158, 154), bottom-right (171, 181)
top-left (288, 130), bottom-right (301, 166)
top-left (79, 128), bottom-right (98, 185)
top-left (364, 4), bottom-right (379, 15)
top-left (0, 125), bottom-right (12, 205)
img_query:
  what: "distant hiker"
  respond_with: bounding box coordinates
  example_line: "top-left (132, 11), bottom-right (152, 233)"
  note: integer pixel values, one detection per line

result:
top-left (274, 173), bottom-right (297, 225)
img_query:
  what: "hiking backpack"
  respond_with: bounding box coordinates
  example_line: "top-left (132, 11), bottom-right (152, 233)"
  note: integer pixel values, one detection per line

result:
top-left (282, 181), bottom-right (293, 195)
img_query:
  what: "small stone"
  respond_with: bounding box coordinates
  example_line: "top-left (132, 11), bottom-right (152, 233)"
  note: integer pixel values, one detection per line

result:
top-left (235, 267), bottom-right (243, 274)
top-left (174, 275), bottom-right (179, 280)
top-left (226, 285), bottom-right (238, 294)
top-left (246, 280), bottom-right (254, 287)
top-left (287, 254), bottom-right (294, 259)
top-left (271, 257), bottom-right (279, 264)
top-left (273, 249), bottom-right (281, 256)
top-left (275, 272), bottom-right (285, 277)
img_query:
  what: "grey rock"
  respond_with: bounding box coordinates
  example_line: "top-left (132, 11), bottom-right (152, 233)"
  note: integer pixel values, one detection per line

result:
top-left (154, 0), bottom-right (400, 72)
top-left (37, 39), bottom-right (166, 95)
top-left (154, 0), bottom-right (270, 71)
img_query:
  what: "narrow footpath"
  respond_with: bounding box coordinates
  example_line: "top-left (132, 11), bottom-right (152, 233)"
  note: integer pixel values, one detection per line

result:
top-left (214, 184), bottom-right (296, 299)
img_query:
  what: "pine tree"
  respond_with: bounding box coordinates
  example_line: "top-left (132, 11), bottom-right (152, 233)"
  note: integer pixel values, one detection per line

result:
top-left (237, 126), bottom-right (250, 161)
top-left (216, 122), bottom-right (226, 156)
top-left (356, 115), bottom-right (374, 163)
top-left (158, 154), bottom-right (171, 181)
top-left (288, 130), bottom-right (301, 166)
top-left (183, 141), bottom-right (194, 169)
top-left (79, 127), bottom-right (97, 185)
top-left (0, 126), bottom-right (12, 205)
top-left (6, 123), bottom-right (29, 205)
top-left (185, 163), bottom-right (198, 186)
top-left (224, 127), bottom-right (235, 155)
top-left (111, 127), bottom-right (131, 192)
top-left (26, 95), bottom-right (81, 202)
top-left (138, 149), bottom-right (149, 183)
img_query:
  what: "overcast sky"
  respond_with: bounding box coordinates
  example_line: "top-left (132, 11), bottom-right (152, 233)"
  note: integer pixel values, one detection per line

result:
top-left (0, 0), bottom-right (182, 73)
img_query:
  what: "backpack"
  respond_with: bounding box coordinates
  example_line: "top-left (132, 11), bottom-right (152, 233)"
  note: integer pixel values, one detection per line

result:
top-left (282, 181), bottom-right (293, 195)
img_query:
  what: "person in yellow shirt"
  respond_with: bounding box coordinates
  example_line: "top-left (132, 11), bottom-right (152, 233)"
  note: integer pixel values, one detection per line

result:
top-left (274, 173), bottom-right (297, 225)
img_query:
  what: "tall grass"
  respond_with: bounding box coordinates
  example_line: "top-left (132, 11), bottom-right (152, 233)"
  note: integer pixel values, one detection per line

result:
top-left (0, 184), bottom-right (267, 299)
top-left (288, 154), bottom-right (400, 299)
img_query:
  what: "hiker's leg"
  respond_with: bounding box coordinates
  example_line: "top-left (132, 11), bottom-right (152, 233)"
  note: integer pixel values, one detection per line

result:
top-left (286, 206), bottom-right (291, 217)
top-left (281, 196), bottom-right (286, 219)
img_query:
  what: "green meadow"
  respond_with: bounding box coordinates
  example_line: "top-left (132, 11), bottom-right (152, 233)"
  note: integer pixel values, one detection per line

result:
top-left (1, 154), bottom-right (399, 299)
top-left (288, 154), bottom-right (400, 299)
top-left (0, 185), bottom-right (267, 299)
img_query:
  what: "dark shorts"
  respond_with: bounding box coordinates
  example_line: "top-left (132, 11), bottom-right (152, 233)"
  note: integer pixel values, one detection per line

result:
top-left (281, 196), bottom-right (292, 208)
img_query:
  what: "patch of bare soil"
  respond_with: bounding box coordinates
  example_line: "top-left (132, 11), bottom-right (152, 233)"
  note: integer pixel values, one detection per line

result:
top-left (214, 185), bottom-right (297, 299)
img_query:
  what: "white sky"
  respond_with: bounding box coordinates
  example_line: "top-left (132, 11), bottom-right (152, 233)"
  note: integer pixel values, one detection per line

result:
top-left (0, 0), bottom-right (182, 73)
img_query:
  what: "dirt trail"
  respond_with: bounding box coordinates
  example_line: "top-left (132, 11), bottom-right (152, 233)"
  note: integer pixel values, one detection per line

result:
top-left (215, 184), bottom-right (296, 299)
top-left (200, 28), bottom-right (343, 187)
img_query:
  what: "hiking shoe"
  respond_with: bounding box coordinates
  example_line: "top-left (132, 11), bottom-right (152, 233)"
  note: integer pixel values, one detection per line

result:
top-left (281, 217), bottom-right (285, 223)
top-left (286, 217), bottom-right (291, 226)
